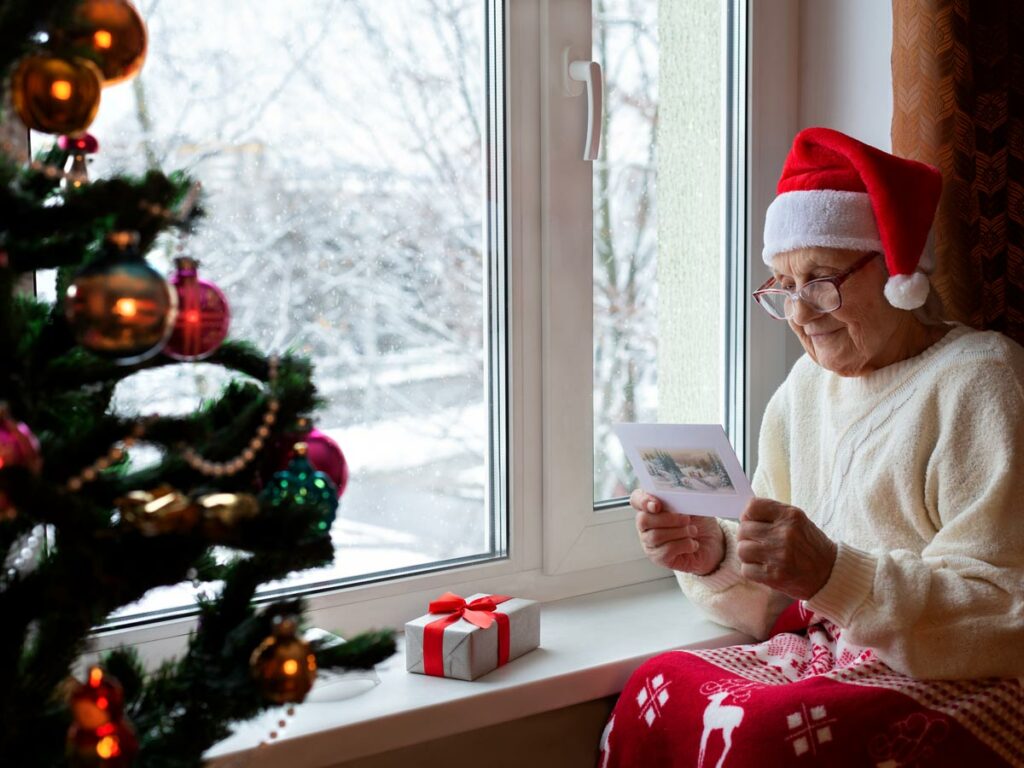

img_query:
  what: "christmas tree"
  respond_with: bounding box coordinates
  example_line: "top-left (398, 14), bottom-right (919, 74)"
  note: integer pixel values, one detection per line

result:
top-left (0, 2), bottom-right (395, 765)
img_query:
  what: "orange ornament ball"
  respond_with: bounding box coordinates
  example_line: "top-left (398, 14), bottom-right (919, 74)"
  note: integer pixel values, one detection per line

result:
top-left (10, 54), bottom-right (102, 135)
top-left (71, 0), bottom-right (148, 85)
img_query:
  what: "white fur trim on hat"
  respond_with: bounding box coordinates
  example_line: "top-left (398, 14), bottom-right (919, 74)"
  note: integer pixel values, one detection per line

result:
top-left (884, 272), bottom-right (930, 310)
top-left (763, 190), bottom-right (882, 265)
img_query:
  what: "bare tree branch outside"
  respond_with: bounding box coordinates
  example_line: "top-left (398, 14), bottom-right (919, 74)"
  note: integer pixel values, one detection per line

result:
top-left (40, 0), bottom-right (658, 616)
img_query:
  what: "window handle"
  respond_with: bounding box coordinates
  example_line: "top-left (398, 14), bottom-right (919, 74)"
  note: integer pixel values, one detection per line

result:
top-left (566, 55), bottom-right (603, 161)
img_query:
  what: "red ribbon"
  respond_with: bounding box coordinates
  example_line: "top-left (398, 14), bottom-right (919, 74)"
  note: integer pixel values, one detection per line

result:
top-left (422, 592), bottom-right (512, 677)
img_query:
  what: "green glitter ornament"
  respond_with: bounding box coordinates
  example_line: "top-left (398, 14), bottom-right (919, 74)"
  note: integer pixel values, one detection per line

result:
top-left (259, 442), bottom-right (338, 532)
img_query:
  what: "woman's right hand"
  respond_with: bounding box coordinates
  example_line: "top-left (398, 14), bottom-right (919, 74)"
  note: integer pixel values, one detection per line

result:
top-left (631, 490), bottom-right (726, 576)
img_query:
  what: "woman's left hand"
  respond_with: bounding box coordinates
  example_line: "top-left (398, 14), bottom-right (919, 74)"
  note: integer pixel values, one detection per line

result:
top-left (736, 498), bottom-right (838, 600)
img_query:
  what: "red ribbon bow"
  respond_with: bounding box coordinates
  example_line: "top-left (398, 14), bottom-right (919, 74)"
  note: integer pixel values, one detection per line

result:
top-left (423, 592), bottom-right (512, 677)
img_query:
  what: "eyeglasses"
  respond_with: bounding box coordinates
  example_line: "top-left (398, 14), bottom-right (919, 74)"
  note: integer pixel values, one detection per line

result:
top-left (752, 251), bottom-right (879, 320)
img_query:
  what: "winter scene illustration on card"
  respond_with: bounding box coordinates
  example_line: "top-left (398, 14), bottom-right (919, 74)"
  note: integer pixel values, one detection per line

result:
top-left (613, 424), bottom-right (752, 519)
top-left (640, 447), bottom-right (737, 493)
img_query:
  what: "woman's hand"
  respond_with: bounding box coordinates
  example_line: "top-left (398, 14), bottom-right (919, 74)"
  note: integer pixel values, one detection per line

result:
top-left (631, 490), bottom-right (725, 576)
top-left (737, 498), bottom-right (837, 600)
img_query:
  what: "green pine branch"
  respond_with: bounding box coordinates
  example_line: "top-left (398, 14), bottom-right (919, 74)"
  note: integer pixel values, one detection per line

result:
top-left (0, 5), bottom-right (395, 765)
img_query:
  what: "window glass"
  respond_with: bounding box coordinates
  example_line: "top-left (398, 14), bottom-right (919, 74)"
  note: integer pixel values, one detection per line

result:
top-left (61, 0), bottom-right (499, 620)
top-left (593, 0), bottom-right (724, 503)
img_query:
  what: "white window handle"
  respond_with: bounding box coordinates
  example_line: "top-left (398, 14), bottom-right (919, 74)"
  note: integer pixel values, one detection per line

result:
top-left (567, 57), bottom-right (603, 161)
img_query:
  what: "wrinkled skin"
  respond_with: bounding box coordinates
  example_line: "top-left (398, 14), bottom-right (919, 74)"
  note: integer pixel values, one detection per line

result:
top-left (632, 491), bottom-right (836, 599)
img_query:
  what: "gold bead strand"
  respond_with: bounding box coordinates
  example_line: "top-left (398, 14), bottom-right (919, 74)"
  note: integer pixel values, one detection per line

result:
top-left (180, 356), bottom-right (281, 478)
top-left (65, 421), bottom-right (147, 492)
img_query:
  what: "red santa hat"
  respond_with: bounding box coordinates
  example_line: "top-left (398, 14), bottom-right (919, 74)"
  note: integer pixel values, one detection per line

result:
top-left (762, 127), bottom-right (943, 310)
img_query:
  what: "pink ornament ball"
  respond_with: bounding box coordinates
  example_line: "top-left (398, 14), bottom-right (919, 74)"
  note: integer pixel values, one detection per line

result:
top-left (278, 429), bottom-right (348, 498)
top-left (0, 412), bottom-right (42, 518)
top-left (0, 414), bottom-right (42, 473)
top-left (163, 257), bottom-right (230, 361)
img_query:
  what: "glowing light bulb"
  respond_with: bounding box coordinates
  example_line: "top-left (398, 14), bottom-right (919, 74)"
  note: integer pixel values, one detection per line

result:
top-left (114, 298), bottom-right (138, 318)
top-left (184, 309), bottom-right (200, 325)
top-left (89, 667), bottom-right (103, 687)
top-left (282, 659), bottom-right (299, 676)
top-left (51, 80), bottom-right (73, 100)
top-left (96, 695), bottom-right (109, 710)
top-left (94, 29), bottom-right (113, 49)
top-left (95, 735), bottom-right (120, 759)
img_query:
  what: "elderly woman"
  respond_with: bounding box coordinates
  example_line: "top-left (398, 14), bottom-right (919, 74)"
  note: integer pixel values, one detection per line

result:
top-left (599, 128), bottom-right (1024, 768)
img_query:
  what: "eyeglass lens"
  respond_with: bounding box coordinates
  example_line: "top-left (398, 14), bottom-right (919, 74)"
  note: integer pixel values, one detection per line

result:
top-left (757, 280), bottom-right (841, 319)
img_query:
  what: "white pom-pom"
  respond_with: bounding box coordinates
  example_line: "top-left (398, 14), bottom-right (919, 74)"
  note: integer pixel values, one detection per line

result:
top-left (884, 272), bottom-right (930, 310)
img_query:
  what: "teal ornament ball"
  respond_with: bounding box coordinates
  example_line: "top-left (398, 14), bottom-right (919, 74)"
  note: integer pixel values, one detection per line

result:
top-left (259, 443), bottom-right (338, 532)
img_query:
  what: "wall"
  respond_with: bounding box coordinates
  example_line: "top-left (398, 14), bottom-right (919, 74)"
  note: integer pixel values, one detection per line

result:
top-left (798, 0), bottom-right (893, 149)
top-left (326, 697), bottom-right (616, 768)
top-left (657, 0), bottom-right (723, 426)
top-left (781, 0), bottom-right (894, 365)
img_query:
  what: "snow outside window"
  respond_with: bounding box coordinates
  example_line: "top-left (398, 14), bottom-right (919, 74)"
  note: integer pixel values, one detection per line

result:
top-left (37, 0), bottom-right (765, 636)
top-left (48, 0), bottom-right (506, 624)
top-left (541, 0), bottom-right (746, 575)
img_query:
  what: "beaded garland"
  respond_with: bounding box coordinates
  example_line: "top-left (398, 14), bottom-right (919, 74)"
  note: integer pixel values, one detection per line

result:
top-left (181, 356), bottom-right (279, 478)
top-left (65, 356), bottom-right (281, 489)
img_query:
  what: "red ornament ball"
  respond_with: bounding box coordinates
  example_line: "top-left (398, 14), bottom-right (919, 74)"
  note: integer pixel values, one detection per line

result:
top-left (67, 719), bottom-right (138, 768)
top-left (70, 667), bottom-right (125, 729)
top-left (163, 257), bottom-right (230, 361)
top-left (276, 429), bottom-right (348, 498)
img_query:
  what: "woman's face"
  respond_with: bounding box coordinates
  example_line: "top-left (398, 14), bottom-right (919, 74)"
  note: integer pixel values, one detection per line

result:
top-left (771, 247), bottom-right (917, 376)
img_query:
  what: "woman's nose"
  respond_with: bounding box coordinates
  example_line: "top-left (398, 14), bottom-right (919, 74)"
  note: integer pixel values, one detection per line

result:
top-left (788, 295), bottom-right (823, 324)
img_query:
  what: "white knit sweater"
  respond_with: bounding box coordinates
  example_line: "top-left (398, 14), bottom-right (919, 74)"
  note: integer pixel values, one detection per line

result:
top-left (676, 323), bottom-right (1024, 680)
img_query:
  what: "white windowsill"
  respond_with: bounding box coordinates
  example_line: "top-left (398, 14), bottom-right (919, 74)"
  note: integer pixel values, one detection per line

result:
top-left (206, 577), bottom-right (750, 767)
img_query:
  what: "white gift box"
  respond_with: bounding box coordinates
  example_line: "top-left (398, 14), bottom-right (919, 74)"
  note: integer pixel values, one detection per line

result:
top-left (405, 593), bottom-right (541, 681)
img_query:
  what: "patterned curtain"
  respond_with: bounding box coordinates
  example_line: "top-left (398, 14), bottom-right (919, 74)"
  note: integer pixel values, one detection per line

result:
top-left (891, 0), bottom-right (1024, 344)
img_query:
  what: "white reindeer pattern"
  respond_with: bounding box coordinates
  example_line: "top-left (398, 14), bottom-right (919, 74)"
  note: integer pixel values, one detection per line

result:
top-left (698, 690), bottom-right (745, 768)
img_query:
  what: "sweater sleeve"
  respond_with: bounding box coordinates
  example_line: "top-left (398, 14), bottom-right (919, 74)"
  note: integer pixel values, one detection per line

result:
top-left (806, 359), bottom-right (1024, 679)
top-left (674, 384), bottom-right (794, 640)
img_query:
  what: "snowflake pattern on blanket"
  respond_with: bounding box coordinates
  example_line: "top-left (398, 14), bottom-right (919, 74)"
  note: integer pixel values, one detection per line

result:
top-left (600, 602), bottom-right (1024, 767)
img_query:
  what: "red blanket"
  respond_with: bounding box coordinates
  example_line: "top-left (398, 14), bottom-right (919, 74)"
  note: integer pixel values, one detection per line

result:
top-left (600, 602), bottom-right (1023, 767)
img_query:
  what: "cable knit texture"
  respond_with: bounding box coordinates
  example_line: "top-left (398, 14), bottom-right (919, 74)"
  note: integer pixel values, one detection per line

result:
top-left (676, 323), bottom-right (1024, 679)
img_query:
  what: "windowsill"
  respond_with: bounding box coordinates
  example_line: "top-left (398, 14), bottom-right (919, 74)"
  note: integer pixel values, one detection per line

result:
top-left (206, 577), bottom-right (750, 767)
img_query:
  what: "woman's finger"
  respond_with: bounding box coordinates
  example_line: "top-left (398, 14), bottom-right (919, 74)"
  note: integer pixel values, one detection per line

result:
top-left (648, 537), bottom-right (699, 559)
top-left (643, 527), bottom-right (696, 549)
top-left (740, 561), bottom-right (772, 582)
top-left (736, 538), bottom-right (768, 564)
top-left (629, 489), bottom-right (649, 511)
top-left (636, 510), bottom-right (691, 532)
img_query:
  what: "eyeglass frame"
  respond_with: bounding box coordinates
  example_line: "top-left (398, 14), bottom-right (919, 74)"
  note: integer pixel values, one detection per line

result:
top-left (752, 251), bottom-right (880, 320)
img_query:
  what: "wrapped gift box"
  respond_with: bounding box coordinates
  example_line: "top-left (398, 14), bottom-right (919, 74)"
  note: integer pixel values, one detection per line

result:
top-left (405, 592), bottom-right (541, 681)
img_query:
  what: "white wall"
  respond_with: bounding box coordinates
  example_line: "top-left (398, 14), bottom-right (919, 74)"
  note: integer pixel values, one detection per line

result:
top-left (798, 0), bottom-right (893, 150)
top-left (778, 0), bottom-right (894, 365)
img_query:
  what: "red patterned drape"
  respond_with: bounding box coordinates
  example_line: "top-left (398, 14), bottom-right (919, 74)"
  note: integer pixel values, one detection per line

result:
top-left (892, 0), bottom-right (1024, 344)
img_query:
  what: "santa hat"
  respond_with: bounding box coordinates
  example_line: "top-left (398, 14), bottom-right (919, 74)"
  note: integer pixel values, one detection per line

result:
top-left (762, 127), bottom-right (943, 310)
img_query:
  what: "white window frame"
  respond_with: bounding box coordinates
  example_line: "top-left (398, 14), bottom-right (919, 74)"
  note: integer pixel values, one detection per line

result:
top-left (89, 0), bottom-right (798, 662)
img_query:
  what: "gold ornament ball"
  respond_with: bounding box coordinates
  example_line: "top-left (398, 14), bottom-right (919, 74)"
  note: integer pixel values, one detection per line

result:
top-left (71, 0), bottom-right (148, 85)
top-left (196, 492), bottom-right (260, 540)
top-left (115, 485), bottom-right (198, 536)
top-left (65, 255), bottom-right (177, 364)
top-left (250, 617), bottom-right (317, 704)
top-left (10, 54), bottom-right (102, 135)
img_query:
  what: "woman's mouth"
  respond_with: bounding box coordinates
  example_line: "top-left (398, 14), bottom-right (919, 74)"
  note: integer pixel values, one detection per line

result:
top-left (807, 328), bottom-right (839, 339)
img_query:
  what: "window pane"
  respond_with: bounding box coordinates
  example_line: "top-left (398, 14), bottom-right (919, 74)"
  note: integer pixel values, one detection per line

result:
top-left (593, 0), bottom-right (724, 503)
top-left (70, 0), bottom-right (499, 620)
